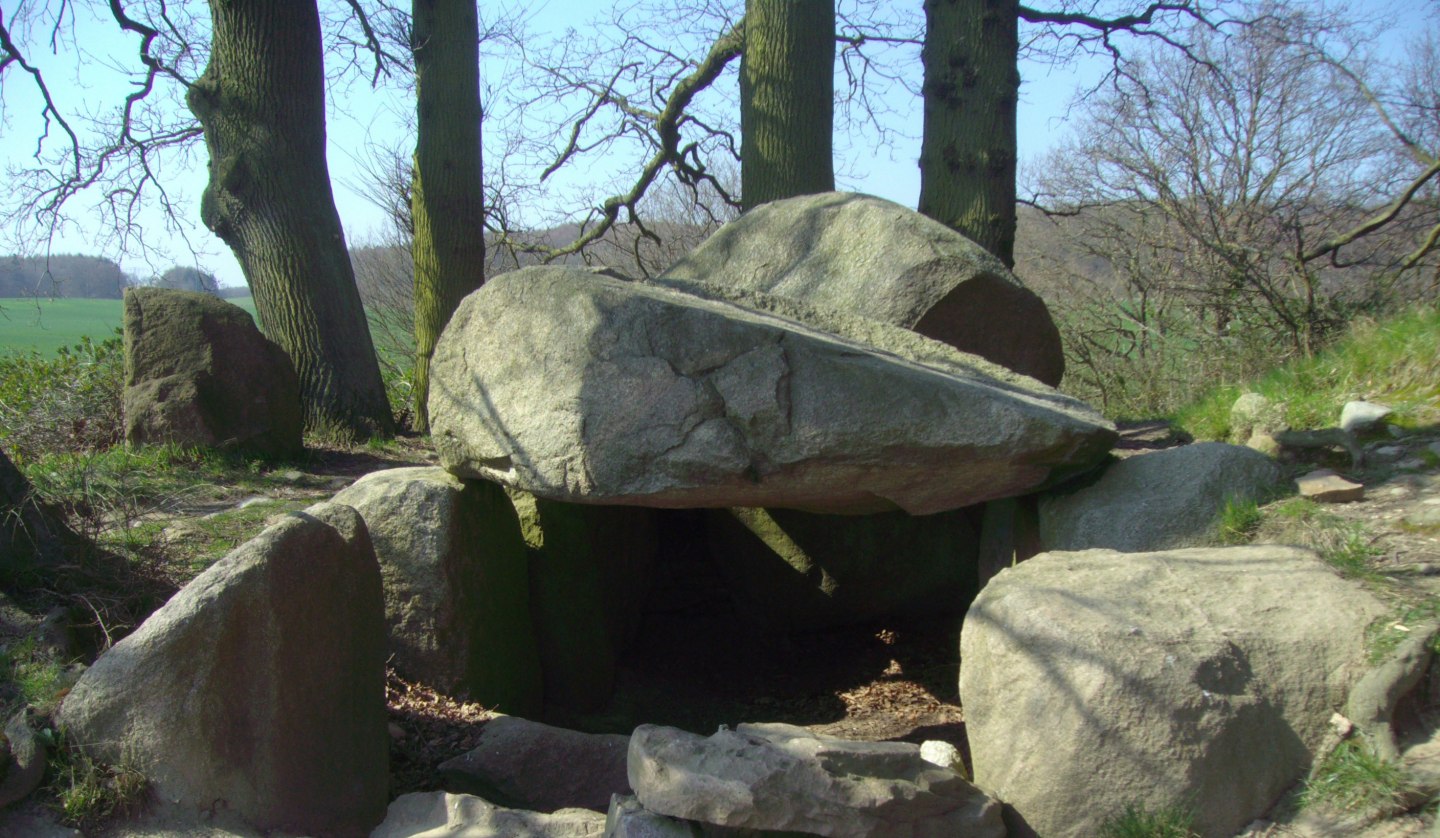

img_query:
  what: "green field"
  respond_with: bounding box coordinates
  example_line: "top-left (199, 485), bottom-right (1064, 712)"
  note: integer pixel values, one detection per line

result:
top-left (0, 297), bottom-right (257, 355)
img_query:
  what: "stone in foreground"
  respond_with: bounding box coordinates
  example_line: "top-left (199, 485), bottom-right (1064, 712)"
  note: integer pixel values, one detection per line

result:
top-left (628, 722), bottom-right (1004, 837)
top-left (372, 792), bottom-right (605, 838)
top-left (123, 287), bottom-right (302, 458)
top-left (1038, 442), bottom-right (1282, 552)
top-left (332, 467), bottom-right (542, 713)
top-left (430, 267), bottom-right (1114, 515)
top-left (57, 503), bottom-right (388, 836)
top-left (438, 716), bottom-right (631, 813)
top-left (1297, 468), bottom-right (1366, 503)
top-left (660, 191), bottom-right (1065, 385)
top-left (961, 545), bottom-right (1386, 838)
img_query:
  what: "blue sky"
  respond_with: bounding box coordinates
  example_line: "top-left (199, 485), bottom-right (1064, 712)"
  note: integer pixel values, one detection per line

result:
top-left (0, 0), bottom-right (1422, 288)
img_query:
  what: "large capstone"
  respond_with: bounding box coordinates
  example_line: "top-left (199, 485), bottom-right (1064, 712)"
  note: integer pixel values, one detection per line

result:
top-left (660, 191), bottom-right (1064, 385)
top-left (428, 266), bottom-right (1114, 515)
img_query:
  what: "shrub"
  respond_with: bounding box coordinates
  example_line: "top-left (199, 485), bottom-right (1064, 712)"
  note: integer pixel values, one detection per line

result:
top-left (0, 332), bottom-right (124, 462)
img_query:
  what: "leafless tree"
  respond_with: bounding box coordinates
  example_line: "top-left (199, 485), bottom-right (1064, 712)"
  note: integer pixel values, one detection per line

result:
top-left (1023, 1), bottom-right (1431, 413)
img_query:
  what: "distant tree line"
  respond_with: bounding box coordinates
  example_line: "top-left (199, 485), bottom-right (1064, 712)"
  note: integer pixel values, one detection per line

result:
top-left (0, 256), bottom-right (229, 300)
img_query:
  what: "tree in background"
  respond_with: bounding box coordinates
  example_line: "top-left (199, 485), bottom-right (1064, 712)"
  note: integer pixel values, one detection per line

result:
top-left (155, 267), bottom-right (220, 295)
top-left (739, 0), bottom-right (835, 209)
top-left (919, 0), bottom-right (1019, 266)
top-left (1023, 4), bottom-right (1426, 414)
top-left (188, 0), bottom-right (394, 440)
top-left (917, 1), bottom-right (1229, 267)
top-left (410, 0), bottom-right (486, 432)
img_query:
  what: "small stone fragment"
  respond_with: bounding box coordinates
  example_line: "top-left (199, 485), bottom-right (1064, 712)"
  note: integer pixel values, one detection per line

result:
top-left (1340, 400), bottom-right (1392, 434)
top-left (1296, 469), bottom-right (1365, 503)
top-left (0, 710), bottom-right (47, 808)
top-left (919, 740), bottom-right (967, 777)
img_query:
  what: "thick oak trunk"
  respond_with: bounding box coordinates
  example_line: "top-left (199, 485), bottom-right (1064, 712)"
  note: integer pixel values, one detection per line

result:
top-left (411, 0), bottom-right (486, 433)
top-left (188, 0), bottom-right (394, 440)
top-left (740, 0), bottom-right (835, 210)
top-left (919, 0), bottom-right (1020, 267)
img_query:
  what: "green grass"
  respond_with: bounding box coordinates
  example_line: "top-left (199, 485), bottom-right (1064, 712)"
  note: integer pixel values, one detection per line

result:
top-left (45, 733), bottom-right (150, 830)
top-left (1215, 497), bottom-right (1264, 545)
top-left (1251, 496), bottom-right (1384, 583)
top-left (1173, 305), bottom-right (1440, 440)
top-left (0, 297), bottom-right (257, 354)
top-left (1301, 740), bottom-right (1413, 815)
top-left (1098, 803), bottom-right (1199, 838)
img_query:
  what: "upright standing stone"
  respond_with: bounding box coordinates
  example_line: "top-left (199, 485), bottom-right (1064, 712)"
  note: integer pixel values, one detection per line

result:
top-left (123, 287), bottom-right (302, 458)
top-left (1, 446), bottom-right (82, 580)
top-left (333, 468), bottom-right (542, 714)
top-left (57, 503), bottom-right (388, 836)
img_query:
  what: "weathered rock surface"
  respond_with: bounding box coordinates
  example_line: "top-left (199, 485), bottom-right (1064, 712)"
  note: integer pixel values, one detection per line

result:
top-left (1297, 468), bottom-right (1366, 503)
top-left (659, 191), bottom-right (1065, 385)
top-left (961, 545), bottom-right (1387, 838)
top-left (371, 792), bottom-right (606, 838)
top-left (604, 795), bottom-right (705, 838)
top-left (430, 266), bottom-right (1115, 515)
top-left (1341, 400), bottom-right (1393, 434)
top-left (703, 506), bottom-right (979, 632)
top-left (0, 709), bottom-right (47, 808)
top-left (1229, 392), bottom-right (1286, 455)
top-left (123, 287), bottom-right (302, 458)
top-left (512, 492), bottom-right (659, 718)
top-left (332, 467), bottom-right (542, 713)
top-left (439, 716), bottom-right (631, 813)
top-left (57, 503), bottom-right (388, 836)
top-left (1038, 442), bottom-right (1282, 552)
top-left (628, 722), bottom-right (1005, 837)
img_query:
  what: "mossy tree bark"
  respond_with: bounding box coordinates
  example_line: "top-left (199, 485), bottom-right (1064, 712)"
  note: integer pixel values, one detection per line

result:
top-left (918, 0), bottom-right (1020, 267)
top-left (187, 0), bottom-right (394, 440)
top-left (740, 0), bottom-right (835, 211)
top-left (410, 0), bottom-right (486, 434)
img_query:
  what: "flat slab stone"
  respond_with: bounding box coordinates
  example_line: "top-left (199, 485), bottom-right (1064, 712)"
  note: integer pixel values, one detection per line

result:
top-left (371, 792), bottom-right (605, 838)
top-left (429, 267), bottom-right (1115, 515)
top-left (628, 722), bottom-right (1004, 837)
top-left (1297, 469), bottom-right (1365, 503)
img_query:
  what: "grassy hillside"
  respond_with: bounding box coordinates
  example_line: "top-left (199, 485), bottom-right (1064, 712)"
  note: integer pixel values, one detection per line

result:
top-left (0, 297), bottom-right (257, 354)
top-left (1174, 305), bottom-right (1440, 438)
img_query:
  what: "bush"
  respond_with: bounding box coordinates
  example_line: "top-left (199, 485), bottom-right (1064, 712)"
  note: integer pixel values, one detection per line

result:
top-left (0, 332), bottom-right (124, 462)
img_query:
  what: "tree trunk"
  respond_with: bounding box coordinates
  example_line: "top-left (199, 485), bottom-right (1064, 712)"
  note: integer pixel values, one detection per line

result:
top-left (740, 0), bottom-right (835, 210)
top-left (188, 0), bottom-right (394, 440)
top-left (411, 0), bottom-right (486, 433)
top-left (919, 0), bottom-right (1020, 267)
